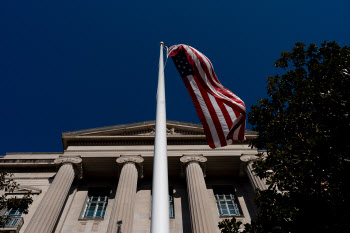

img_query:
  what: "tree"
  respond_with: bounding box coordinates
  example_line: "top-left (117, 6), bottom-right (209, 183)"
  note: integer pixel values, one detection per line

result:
top-left (219, 41), bottom-right (350, 233)
top-left (0, 170), bottom-right (32, 226)
top-left (218, 218), bottom-right (262, 233)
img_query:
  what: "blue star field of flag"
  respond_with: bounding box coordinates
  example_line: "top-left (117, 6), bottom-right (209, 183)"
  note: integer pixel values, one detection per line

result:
top-left (171, 50), bottom-right (194, 77)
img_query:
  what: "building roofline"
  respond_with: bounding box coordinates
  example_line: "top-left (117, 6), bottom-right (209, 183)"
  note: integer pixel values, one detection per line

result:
top-left (62, 120), bottom-right (205, 136)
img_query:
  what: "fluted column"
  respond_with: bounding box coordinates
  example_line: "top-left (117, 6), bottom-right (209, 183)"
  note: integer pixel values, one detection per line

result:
top-left (24, 156), bottom-right (82, 233)
top-left (180, 155), bottom-right (217, 233)
top-left (240, 154), bottom-right (267, 191)
top-left (107, 155), bottom-right (144, 233)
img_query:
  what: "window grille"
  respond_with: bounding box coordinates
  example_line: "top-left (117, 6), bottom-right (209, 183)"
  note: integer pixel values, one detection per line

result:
top-left (150, 187), bottom-right (175, 218)
top-left (4, 208), bottom-right (23, 217)
top-left (81, 188), bottom-right (110, 219)
top-left (1, 208), bottom-right (24, 227)
top-left (214, 187), bottom-right (241, 217)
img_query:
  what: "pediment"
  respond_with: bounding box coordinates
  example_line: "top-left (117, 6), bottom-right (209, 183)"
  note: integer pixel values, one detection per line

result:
top-left (61, 120), bottom-right (257, 149)
top-left (62, 120), bottom-right (205, 137)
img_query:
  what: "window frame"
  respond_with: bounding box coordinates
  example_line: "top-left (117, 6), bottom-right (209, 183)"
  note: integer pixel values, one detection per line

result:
top-left (80, 188), bottom-right (110, 220)
top-left (213, 186), bottom-right (243, 217)
top-left (169, 187), bottom-right (175, 218)
top-left (1, 207), bottom-right (24, 227)
top-left (3, 208), bottom-right (24, 217)
top-left (150, 186), bottom-right (175, 219)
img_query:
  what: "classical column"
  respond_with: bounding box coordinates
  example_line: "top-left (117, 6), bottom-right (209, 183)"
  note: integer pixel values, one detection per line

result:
top-left (240, 154), bottom-right (267, 191)
top-left (24, 156), bottom-right (82, 233)
top-left (180, 155), bottom-right (217, 233)
top-left (107, 155), bottom-right (144, 233)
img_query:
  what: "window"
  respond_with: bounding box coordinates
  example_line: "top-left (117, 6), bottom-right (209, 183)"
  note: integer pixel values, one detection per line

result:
top-left (1, 208), bottom-right (24, 227)
top-left (214, 187), bottom-right (241, 217)
top-left (151, 187), bottom-right (175, 218)
top-left (169, 188), bottom-right (175, 218)
top-left (81, 188), bottom-right (110, 219)
top-left (4, 208), bottom-right (23, 217)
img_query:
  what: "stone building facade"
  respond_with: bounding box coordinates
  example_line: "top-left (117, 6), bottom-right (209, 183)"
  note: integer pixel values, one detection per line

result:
top-left (0, 120), bottom-right (266, 233)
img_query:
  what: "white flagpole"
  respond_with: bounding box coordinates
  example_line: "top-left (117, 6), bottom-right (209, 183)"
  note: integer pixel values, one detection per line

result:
top-left (151, 42), bottom-right (170, 233)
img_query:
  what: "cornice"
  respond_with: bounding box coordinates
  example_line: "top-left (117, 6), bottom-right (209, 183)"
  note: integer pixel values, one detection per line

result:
top-left (0, 159), bottom-right (56, 171)
top-left (0, 159), bottom-right (55, 163)
top-left (2, 167), bottom-right (56, 172)
top-left (63, 138), bottom-right (255, 149)
top-left (11, 185), bottom-right (43, 194)
top-left (64, 148), bottom-right (255, 152)
top-left (5, 152), bottom-right (62, 155)
top-left (12, 176), bottom-right (55, 180)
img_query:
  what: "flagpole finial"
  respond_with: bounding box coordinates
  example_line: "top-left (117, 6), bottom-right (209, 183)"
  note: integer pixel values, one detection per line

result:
top-left (160, 41), bottom-right (164, 46)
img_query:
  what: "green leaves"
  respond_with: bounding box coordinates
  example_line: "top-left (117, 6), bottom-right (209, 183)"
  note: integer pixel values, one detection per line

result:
top-left (218, 218), bottom-right (263, 233)
top-left (245, 41), bottom-right (350, 232)
top-left (218, 218), bottom-right (242, 233)
top-left (0, 170), bottom-right (33, 224)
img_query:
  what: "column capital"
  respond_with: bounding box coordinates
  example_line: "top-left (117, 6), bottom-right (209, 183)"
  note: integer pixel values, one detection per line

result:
top-left (180, 154), bottom-right (207, 176)
top-left (116, 155), bottom-right (144, 178)
top-left (240, 153), bottom-right (268, 191)
top-left (180, 154), bottom-right (207, 164)
top-left (54, 156), bottom-right (83, 180)
top-left (239, 154), bottom-right (258, 177)
top-left (240, 154), bottom-right (258, 162)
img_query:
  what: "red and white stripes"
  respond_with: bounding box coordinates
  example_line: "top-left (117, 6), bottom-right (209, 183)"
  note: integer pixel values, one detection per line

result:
top-left (168, 44), bottom-right (246, 148)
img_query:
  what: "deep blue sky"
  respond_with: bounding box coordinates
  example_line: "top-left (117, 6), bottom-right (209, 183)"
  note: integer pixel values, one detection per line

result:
top-left (1, 0), bottom-right (348, 155)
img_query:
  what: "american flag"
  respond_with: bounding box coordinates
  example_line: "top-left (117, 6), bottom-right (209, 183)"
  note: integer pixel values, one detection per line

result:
top-left (167, 44), bottom-right (246, 149)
